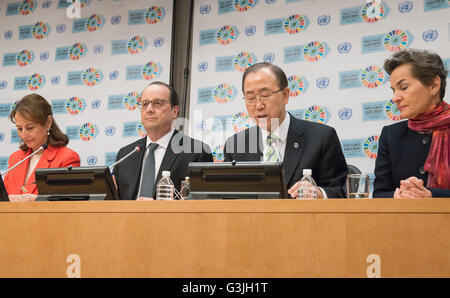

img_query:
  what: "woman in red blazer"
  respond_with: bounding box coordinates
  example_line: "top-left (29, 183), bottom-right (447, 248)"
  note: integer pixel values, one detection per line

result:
top-left (4, 94), bottom-right (80, 200)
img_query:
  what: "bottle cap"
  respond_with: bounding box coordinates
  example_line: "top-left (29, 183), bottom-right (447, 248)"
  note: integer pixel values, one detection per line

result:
top-left (162, 171), bottom-right (171, 177)
top-left (303, 169), bottom-right (312, 176)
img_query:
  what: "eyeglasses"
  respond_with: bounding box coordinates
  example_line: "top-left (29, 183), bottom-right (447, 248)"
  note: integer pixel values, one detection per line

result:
top-left (139, 99), bottom-right (169, 110)
top-left (243, 88), bottom-right (283, 104)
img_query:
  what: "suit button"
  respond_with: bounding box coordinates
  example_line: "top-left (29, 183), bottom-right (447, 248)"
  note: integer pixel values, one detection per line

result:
top-left (419, 167), bottom-right (426, 175)
top-left (422, 136), bottom-right (430, 144)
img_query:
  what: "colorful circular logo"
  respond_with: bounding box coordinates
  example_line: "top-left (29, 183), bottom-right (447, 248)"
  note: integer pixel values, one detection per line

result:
top-left (16, 50), bottom-right (33, 67)
top-left (27, 73), bottom-right (44, 90)
top-left (32, 21), bottom-right (49, 39)
top-left (385, 99), bottom-right (401, 121)
top-left (234, 0), bottom-right (255, 12)
top-left (212, 145), bottom-right (225, 163)
top-left (361, 66), bottom-right (384, 88)
top-left (145, 6), bottom-right (164, 24)
top-left (66, 97), bottom-right (84, 115)
top-left (69, 43), bottom-right (86, 61)
top-left (384, 29), bottom-right (408, 52)
top-left (142, 61), bottom-right (160, 80)
top-left (213, 84), bottom-right (234, 103)
top-left (363, 136), bottom-right (379, 159)
top-left (361, 1), bottom-right (385, 23)
top-left (303, 41), bottom-right (325, 62)
top-left (128, 36), bottom-right (145, 54)
top-left (137, 122), bottom-right (147, 138)
top-left (232, 112), bottom-right (252, 133)
top-left (234, 52), bottom-right (254, 72)
top-left (79, 123), bottom-right (96, 141)
top-left (304, 106), bottom-right (327, 124)
top-left (19, 0), bottom-right (36, 15)
top-left (82, 68), bottom-right (101, 86)
top-left (284, 14), bottom-right (305, 34)
top-left (288, 75), bottom-right (304, 97)
top-left (216, 25), bottom-right (237, 45)
top-left (86, 14), bottom-right (103, 32)
top-left (124, 91), bottom-right (140, 111)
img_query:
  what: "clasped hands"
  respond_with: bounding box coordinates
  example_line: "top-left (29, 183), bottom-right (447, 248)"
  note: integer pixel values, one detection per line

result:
top-left (394, 176), bottom-right (432, 199)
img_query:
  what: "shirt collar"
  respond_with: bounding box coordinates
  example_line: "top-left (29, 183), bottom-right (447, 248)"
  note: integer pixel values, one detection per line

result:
top-left (260, 113), bottom-right (290, 144)
top-left (146, 129), bottom-right (174, 150)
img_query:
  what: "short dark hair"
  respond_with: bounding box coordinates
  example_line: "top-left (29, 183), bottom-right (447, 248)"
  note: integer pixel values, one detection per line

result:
top-left (384, 48), bottom-right (447, 100)
top-left (10, 93), bottom-right (69, 151)
top-left (141, 81), bottom-right (179, 106)
top-left (242, 62), bottom-right (288, 93)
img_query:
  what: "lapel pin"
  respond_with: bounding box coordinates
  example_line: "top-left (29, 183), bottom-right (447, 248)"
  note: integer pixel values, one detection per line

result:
top-left (293, 143), bottom-right (299, 149)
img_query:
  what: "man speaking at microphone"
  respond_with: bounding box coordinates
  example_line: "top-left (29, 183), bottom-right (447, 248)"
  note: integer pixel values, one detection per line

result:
top-left (223, 62), bottom-right (348, 198)
top-left (113, 81), bottom-right (212, 200)
top-left (4, 94), bottom-right (80, 201)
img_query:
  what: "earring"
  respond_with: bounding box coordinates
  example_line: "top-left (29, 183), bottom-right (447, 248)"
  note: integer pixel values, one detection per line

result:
top-left (47, 130), bottom-right (50, 136)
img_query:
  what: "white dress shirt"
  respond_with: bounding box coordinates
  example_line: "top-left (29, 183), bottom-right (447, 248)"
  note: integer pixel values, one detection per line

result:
top-left (136, 129), bottom-right (174, 199)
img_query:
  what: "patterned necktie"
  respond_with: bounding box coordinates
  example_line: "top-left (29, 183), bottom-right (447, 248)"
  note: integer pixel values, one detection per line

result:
top-left (139, 143), bottom-right (159, 198)
top-left (265, 134), bottom-right (280, 162)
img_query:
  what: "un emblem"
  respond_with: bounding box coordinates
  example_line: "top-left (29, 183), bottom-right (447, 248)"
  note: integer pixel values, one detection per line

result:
top-left (105, 126), bottom-right (116, 137)
top-left (338, 108), bottom-right (352, 120)
top-left (91, 99), bottom-right (101, 109)
top-left (317, 15), bottom-right (331, 26)
top-left (422, 29), bottom-right (438, 42)
top-left (263, 52), bottom-right (275, 63)
top-left (93, 44), bottom-right (104, 54)
top-left (154, 37), bottom-right (164, 48)
top-left (198, 62), bottom-right (208, 72)
top-left (199, 4), bottom-right (211, 15)
top-left (265, 0), bottom-right (277, 4)
top-left (111, 15), bottom-right (121, 25)
top-left (56, 24), bottom-right (66, 33)
top-left (0, 132), bottom-right (5, 142)
top-left (316, 77), bottom-right (330, 89)
top-left (0, 81), bottom-right (8, 90)
top-left (109, 71), bottom-right (119, 80)
top-left (195, 121), bottom-right (206, 131)
top-left (51, 75), bottom-right (60, 85)
top-left (398, 1), bottom-right (413, 13)
top-left (245, 25), bottom-right (256, 36)
top-left (337, 42), bottom-right (352, 54)
top-left (4, 30), bottom-right (13, 40)
top-left (42, 1), bottom-right (52, 9)
top-left (40, 51), bottom-right (49, 61)
top-left (87, 156), bottom-right (98, 166)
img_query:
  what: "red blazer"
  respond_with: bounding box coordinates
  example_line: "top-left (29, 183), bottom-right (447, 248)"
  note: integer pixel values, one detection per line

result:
top-left (4, 145), bottom-right (80, 195)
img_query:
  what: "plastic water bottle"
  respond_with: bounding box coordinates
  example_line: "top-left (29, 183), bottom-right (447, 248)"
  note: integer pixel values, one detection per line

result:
top-left (156, 171), bottom-right (174, 200)
top-left (297, 169), bottom-right (317, 200)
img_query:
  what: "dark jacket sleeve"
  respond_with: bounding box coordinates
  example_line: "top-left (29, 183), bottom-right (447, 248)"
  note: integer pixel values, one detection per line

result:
top-left (373, 126), bottom-right (395, 198)
top-left (316, 127), bottom-right (348, 198)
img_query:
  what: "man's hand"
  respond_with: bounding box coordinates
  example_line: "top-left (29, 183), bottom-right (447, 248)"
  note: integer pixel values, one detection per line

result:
top-left (137, 197), bottom-right (155, 201)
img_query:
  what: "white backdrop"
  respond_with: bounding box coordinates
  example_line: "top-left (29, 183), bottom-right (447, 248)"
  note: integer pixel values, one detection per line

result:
top-left (188, 0), bottom-right (450, 193)
top-left (0, 0), bottom-right (173, 170)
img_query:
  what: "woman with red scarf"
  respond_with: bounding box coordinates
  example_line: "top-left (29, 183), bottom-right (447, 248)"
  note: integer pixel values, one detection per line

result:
top-left (373, 49), bottom-right (449, 198)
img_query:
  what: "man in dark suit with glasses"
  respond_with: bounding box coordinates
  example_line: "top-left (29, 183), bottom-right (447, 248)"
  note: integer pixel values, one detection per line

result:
top-left (224, 63), bottom-right (348, 198)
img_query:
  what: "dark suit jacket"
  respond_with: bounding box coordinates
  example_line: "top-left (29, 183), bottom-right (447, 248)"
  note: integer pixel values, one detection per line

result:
top-left (373, 121), bottom-right (450, 198)
top-left (113, 130), bottom-right (213, 200)
top-left (223, 114), bottom-right (348, 198)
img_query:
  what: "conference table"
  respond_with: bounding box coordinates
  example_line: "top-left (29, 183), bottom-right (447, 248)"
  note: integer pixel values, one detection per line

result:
top-left (0, 199), bottom-right (448, 278)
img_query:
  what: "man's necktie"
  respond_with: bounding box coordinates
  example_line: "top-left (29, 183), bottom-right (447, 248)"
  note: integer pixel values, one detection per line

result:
top-left (139, 143), bottom-right (159, 198)
top-left (265, 134), bottom-right (280, 162)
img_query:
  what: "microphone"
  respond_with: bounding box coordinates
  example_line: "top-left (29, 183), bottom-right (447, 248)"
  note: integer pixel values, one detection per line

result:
top-left (109, 146), bottom-right (141, 174)
top-left (1, 144), bottom-right (48, 177)
top-left (270, 142), bottom-right (282, 162)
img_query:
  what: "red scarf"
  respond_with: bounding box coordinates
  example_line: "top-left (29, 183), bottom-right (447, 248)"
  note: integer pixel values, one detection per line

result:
top-left (408, 101), bottom-right (450, 189)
